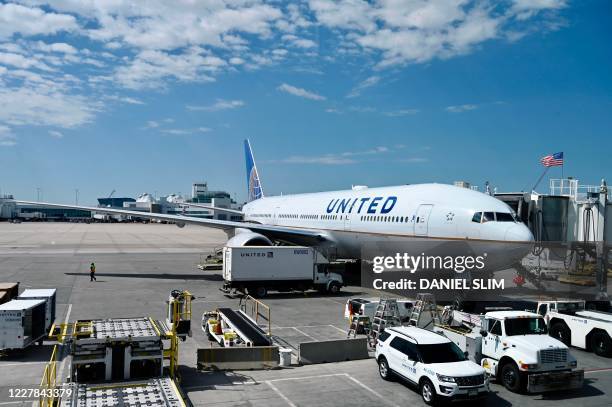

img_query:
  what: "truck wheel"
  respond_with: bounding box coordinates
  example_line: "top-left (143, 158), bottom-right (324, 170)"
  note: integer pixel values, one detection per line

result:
top-left (591, 331), bottom-right (612, 357)
top-left (328, 282), bottom-right (341, 294)
top-left (501, 362), bottom-right (523, 393)
top-left (249, 286), bottom-right (268, 298)
top-left (549, 322), bottom-right (571, 346)
top-left (378, 357), bottom-right (393, 381)
top-left (420, 378), bottom-right (437, 406)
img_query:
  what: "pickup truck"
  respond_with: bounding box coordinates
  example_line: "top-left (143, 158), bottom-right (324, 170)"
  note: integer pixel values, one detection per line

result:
top-left (435, 310), bottom-right (584, 393)
top-left (536, 300), bottom-right (612, 357)
top-left (376, 326), bottom-right (489, 405)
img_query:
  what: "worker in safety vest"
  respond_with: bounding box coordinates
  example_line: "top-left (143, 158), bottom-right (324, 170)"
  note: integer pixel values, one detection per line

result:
top-left (90, 262), bottom-right (97, 282)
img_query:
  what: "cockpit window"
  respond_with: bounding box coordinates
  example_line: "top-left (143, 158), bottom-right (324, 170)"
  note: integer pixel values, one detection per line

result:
top-left (482, 212), bottom-right (495, 222)
top-left (496, 212), bottom-right (515, 222)
top-left (472, 212), bottom-right (482, 223)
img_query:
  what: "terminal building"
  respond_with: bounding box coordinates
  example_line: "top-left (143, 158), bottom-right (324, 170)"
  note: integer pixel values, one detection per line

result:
top-left (0, 182), bottom-right (241, 222)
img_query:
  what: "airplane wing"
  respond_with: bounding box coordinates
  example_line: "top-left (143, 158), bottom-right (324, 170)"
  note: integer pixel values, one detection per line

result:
top-left (179, 203), bottom-right (243, 215)
top-left (15, 201), bottom-right (327, 244)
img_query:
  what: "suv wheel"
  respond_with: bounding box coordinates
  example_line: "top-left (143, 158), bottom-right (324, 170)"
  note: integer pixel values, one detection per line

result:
top-left (501, 362), bottom-right (523, 393)
top-left (420, 378), bottom-right (436, 406)
top-left (378, 357), bottom-right (393, 381)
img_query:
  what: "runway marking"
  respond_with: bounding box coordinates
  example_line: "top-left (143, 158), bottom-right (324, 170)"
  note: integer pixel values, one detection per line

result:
top-left (264, 381), bottom-right (297, 407)
top-left (57, 303), bottom-right (72, 383)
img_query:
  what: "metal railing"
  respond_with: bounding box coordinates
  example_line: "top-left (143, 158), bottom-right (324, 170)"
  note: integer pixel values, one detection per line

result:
top-left (549, 178), bottom-right (610, 201)
top-left (240, 295), bottom-right (271, 337)
top-left (39, 345), bottom-right (58, 407)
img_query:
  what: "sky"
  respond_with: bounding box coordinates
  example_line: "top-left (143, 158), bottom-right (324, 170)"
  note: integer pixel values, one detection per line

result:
top-left (0, 0), bottom-right (610, 204)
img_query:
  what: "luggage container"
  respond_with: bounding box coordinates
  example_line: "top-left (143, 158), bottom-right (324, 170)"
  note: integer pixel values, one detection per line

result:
top-left (18, 288), bottom-right (56, 332)
top-left (0, 299), bottom-right (47, 350)
top-left (0, 282), bottom-right (19, 305)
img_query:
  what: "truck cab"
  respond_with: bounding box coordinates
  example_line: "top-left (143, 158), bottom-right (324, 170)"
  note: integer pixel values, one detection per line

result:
top-left (537, 300), bottom-right (612, 357)
top-left (376, 326), bottom-right (489, 405)
top-left (478, 311), bottom-right (582, 392)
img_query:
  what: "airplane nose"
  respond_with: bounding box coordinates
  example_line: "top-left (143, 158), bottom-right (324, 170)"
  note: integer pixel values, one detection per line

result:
top-left (505, 223), bottom-right (534, 242)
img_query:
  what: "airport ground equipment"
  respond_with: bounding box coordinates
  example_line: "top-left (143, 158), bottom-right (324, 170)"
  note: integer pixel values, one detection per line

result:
top-left (409, 293), bottom-right (440, 329)
top-left (434, 310), bottom-right (584, 393)
top-left (40, 290), bottom-right (192, 406)
top-left (537, 299), bottom-right (612, 357)
top-left (0, 282), bottom-right (19, 304)
top-left (221, 246), bottom-right (343, 297)
top-left (58, 376), bottom-right (186, 407)
top-left (344, 297), bottom-right (413, 329)
top-left (375, 326), bottom-right (490, 405)
top-left (0, 298), bottom-right (47, 350)
top-left (18, 289), bottom-right (57, 333)
top-left (166, 289), bottom-right (193, 340)
top-left (202, 296), bottom-right (272, 347)
top-left (368, 299), bottom-right (402, 346)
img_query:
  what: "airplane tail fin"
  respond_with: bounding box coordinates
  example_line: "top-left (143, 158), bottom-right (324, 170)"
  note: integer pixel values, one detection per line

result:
top-left (244, 139), bottom-right (264, 202)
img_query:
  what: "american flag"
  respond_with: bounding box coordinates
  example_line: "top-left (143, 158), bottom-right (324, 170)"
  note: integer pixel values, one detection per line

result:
top-left (540, 152), bottom-right (564, 167)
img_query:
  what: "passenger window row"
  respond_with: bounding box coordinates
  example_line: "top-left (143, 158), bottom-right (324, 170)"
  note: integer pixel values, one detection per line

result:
top-left (360, 215), bottom-right (410, 223)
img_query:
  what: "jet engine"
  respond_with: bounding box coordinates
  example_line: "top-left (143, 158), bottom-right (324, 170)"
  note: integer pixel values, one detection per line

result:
top-left (226, 228), bottom-right (273, 246)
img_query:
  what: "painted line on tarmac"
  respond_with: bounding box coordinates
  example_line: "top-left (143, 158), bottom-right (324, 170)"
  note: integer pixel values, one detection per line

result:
top-left (265, 373), bottom-right (399, 407)
top-left (0, 362), bottom-right (47, 367)
top-left (344, 374), bottom-right (400, 407)
top-left (57, 303), bottom-right (73, 383)
top-left (291, 327), bottom-right (317, 341)
top-left (265, 381), bottom-right (297, 407)
top-left (584, 367), bottom-right (612, 374)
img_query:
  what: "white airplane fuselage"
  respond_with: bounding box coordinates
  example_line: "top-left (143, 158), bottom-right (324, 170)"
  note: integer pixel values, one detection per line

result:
top-left (243, 183), bottom-right (534, 270)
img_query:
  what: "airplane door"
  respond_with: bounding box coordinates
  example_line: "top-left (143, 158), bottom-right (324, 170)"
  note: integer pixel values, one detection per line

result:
top-left (414, 204), bottom-right (433, 236)
top-left (343, 214), bottom-right (351, 231)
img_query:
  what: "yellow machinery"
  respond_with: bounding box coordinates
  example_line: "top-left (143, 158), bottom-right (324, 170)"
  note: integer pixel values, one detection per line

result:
top-left (38, 290), bottom-right (193, 406)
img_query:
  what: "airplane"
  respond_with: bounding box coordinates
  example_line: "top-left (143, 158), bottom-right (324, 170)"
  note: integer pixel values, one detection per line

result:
top-left (17, 139), bottom-right (534, 271)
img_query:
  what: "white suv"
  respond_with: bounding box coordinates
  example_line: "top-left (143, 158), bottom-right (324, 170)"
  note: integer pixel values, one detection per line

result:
top-left (376, 326), bottom-right (489, 405)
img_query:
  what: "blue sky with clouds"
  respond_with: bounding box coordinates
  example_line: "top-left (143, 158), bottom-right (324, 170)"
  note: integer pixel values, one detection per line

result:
top-left (0, 0), bottom-right (610, 204)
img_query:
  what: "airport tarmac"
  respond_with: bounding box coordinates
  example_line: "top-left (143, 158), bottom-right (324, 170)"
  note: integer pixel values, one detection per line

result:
top-left (0, 222), bottom-right (611, 406)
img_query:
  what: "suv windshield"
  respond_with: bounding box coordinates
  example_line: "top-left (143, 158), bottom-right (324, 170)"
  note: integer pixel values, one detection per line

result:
top-left (417, 342), bottom-right (466, 364)
top-left (505, 317), bottom-right (547, 336)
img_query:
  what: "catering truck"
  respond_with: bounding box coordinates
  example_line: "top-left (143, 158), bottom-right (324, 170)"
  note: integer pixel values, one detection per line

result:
top-left (434, 310), bottom-right (583, 393)
top-left (222, 246), bottom-right (343, 297)
top-left (536, 299), bottom-right (612, 357)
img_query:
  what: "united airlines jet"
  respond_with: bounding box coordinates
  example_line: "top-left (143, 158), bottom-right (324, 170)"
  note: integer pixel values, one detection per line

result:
top-left (18, 140), bottom-right (534, 270)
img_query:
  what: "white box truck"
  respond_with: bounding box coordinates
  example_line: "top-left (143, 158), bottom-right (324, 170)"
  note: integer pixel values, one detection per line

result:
top-left (0, 299), bottom-right (47, 350)
top-left (536, 299), bottom-right (612, 357)
top-left (222, 246), bottom-right (343, 297)
top-left (434, 310), bottom-right (584, 393)
top-left (18, 288), bottom-right (56, 333)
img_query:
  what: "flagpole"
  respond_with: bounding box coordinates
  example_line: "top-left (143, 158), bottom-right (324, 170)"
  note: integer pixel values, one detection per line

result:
top-left (532, 166), bottom-right (550, 192)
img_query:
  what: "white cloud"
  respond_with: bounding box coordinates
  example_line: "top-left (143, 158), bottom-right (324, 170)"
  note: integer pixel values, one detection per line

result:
top-left (48, 130), bottom-right (64, 138)
top-left (0, 124), bottom-right (16, 146)
top-left (0, 3), bottom-right (77, 40)
top-left (145, 121), bottom-right (160, 128)
top-left (276, 145), bottom-right (398, 165)
top-left (107, 95), bottom-right (145, 105)
top-left (277, 83), bottom-right (326, 101)
top-left (384, 109), bottom-right (420, 117)
top-left (445, 104), bottom-right (478, 113)
top-left (308, 0), bottom-right (567, 68)
top-left (0, 86), bottom-right (99, 128)
top-left (160, 127), bottom-right (211, 135)
top-left (186, 99), bottom-right (245, 112)
top-left (347, 75), bottom-right (381, 98)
